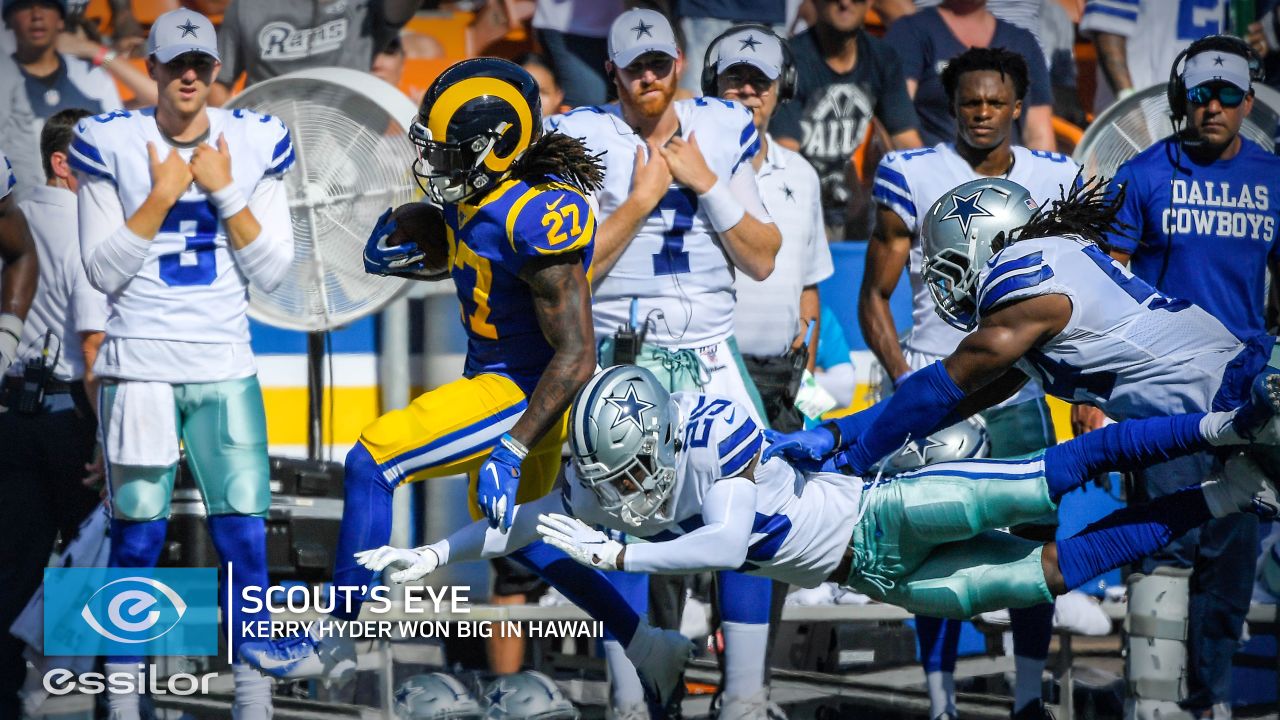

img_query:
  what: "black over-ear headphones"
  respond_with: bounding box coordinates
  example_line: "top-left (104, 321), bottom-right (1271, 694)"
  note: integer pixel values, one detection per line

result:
top-left (700, 23), bottom-right (796, 102)
top-left (1166, 34), bottom-right (1263, 125)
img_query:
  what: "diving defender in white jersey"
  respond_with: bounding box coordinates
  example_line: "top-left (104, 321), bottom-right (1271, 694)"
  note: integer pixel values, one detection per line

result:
top-left (68, 10), bottom-right (293, 719)
top-left (356, 364), bottom-right (1280, 644)
top-left (863, 47), bottom-right (1079, 720)
top-left (547, 9), bottom-right (780, 716)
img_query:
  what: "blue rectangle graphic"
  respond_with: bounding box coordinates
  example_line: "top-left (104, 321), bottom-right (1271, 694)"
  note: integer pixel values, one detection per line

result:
top-left (44, 568), bottom-right (219, 656)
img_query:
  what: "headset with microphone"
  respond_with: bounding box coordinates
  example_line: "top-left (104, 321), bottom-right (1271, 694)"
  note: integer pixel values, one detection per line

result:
top-left (699, 23), bottom-right (796, 102)
top-left (1166, 34), bottom-right (1263, 142)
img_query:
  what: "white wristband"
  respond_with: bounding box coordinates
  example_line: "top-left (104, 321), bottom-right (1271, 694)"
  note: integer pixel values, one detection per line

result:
top-left (499, 433), bottom-right (529, 460)
top-left (698, 179), bottom-right (746, 233)
top-left (0, 312), bottom-right (21, 364)
top-left (209, 185), bottom-right (247, 219)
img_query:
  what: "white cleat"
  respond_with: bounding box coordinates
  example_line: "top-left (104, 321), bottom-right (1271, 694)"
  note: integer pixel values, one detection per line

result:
top-left (624, 623), bottom-right (694, 711)
top-left (239, 631), bottom-right (357, 686)
top-left (1204, 454), bottom-right (1278, 520)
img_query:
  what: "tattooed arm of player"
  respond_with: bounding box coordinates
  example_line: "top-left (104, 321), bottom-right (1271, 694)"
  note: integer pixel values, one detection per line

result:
top-left (1094, 32), bottom-right (1134, 96)
top-left (511, 253), bottom-right (597, 448)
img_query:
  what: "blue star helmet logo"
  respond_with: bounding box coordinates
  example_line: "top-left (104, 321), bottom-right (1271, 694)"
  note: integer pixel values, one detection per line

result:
top-left (394, 685), bottom-right (418, 706)
top-left (632, 19), bottom-right (654, 40)
top-left (1214, 54), bottom-right (1225, 66)
top-left (487, 686), bottom-right (511, 709)
top-left (606, 384), bottom-right (656, 431)
top-left (177, 18), bottom-right (200, 38)
top-left (738, 34), bottom-right (761, 52)
top-left (941, 190), bottom-right (995, 237)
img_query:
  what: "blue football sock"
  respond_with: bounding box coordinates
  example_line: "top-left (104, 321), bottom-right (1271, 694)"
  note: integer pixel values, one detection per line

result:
top-left (1056, 488), bottom-right (1213, 589)
top-left (602, 571), bottom-right (649, 642)
top-left (208, 514), bottom-right (269, 659)
top-left (509, 540), bottom-right (641, 645)
top-left (1043, 414), bottom-right (1207, 502)
top-left (915, 615), bottom-right (960, 673)
top-left (717, 570), bottom-right (771, 624)
top-left (331, 443), bottom-right (394, 621)
top-left (108, 518), bottom-right (168, 664)
top-left (1010, 602), bottom-right (1053, 660)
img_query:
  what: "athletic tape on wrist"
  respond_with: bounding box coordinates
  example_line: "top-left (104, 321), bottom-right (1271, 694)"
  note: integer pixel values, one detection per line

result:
top-left (210, 185), bottom-right (247, 219)
top-left (698, 179), bottom-right (746, 233)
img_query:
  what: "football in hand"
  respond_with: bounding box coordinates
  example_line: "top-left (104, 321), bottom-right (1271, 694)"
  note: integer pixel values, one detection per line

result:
top-left (387, 201), bottom-right (450, 280)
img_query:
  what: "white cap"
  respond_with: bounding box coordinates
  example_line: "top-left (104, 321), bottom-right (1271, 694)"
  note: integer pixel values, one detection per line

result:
top-left (1183, 49), bottom-right (1251, 91)
top-left (710, 27), bottom-right (785, 80)
top-left (147, 8), bottom-right (220, 64)
top-left (608, 8), bottom-right (678, 68)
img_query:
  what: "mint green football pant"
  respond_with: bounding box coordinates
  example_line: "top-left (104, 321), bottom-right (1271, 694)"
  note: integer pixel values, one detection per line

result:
top-left (844, 453), bottom-right (1058, 619)
top-left (101, 376), bottom-right (271, 520)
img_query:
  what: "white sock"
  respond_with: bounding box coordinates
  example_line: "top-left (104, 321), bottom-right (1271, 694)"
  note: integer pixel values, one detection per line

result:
top-left (233, 664), bottom-right (273, 719)
top-left (925, 670), bottom-right (955, 718)
top-left (720, 621), bottom-right (768, 699)
top-left (1013, 655), bottom-right (1046, 711)
top-left (603, 639), bottom-right (646, 707)
top-left (104, 663), bottom-right (143, 719)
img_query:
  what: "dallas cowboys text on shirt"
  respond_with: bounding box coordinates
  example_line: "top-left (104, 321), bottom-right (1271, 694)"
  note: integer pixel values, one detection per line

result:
top-left (1164, 179), bottom-right (1275, 241)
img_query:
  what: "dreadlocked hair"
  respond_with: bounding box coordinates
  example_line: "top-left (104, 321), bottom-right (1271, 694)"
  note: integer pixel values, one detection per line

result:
top-left (510, 131), bottom-right (605, 195)
top-left (997, 171), bottom-right (1132, 253)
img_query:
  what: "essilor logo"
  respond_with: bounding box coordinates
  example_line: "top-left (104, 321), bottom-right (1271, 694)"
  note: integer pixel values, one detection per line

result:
top-left (81, 577), bottom-right (188, 644)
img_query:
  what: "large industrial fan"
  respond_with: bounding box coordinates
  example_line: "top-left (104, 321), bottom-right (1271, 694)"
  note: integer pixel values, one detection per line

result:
top-left (1073, 82), bottom-right (1280, 179)
top-left (226, 68), bottom-right (421, 457)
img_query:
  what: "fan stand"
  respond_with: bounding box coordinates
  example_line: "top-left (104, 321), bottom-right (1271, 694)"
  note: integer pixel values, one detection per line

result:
top-left (306, 331), bottom-right (326, 461)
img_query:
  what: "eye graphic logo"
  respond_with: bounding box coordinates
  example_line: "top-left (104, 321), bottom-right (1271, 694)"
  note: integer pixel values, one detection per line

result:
top-left (81, 577), bottom-right (188, 644)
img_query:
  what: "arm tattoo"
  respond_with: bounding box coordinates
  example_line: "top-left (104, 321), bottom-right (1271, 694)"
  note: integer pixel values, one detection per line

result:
top-left (513, 254), bottom-right (596, 447)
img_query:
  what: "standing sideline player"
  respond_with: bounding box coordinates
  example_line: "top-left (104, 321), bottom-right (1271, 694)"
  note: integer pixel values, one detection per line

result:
top-left (1102, 34), bottom-right (1280, 715)
top-left (861, 47), bottom-right (1079, 720)
top-left (548, 9), bottom-right (781, 716)
top-left (239, 58), bottom-right (694, 708)
top-left (69, 9), bottom-right (294, 719)
top-left (0, 147), bottom-right (37, 376)
top-left (355, 364), bottom-right (1280, 638)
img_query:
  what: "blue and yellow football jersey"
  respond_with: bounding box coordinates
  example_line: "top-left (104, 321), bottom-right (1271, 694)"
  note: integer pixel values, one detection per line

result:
top-left (443, 175), bottom-right (595, 393)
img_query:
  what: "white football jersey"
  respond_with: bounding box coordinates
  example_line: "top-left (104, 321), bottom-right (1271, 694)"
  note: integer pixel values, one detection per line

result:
top-left (0, 148), bottom-right (13, 199)
top-left (1080, 0), bottom-right (1226, 109)
top-left (564, 392), bottom-right (862, 588)
top-left (69, 107), bottom-right (294, 345)
top-left (549, 99), bottom-right (759, 347)
top-left (976, 235), bottom-right (1243, 418)
top-left (874, 143), bottom-right (1081, 361)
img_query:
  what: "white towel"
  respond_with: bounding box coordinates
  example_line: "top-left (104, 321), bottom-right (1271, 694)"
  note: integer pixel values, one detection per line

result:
top-left (106, 380), bottom-right (179, 467)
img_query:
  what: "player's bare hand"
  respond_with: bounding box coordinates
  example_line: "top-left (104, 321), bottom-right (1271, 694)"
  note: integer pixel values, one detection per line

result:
top-left (146, 142), bottom-right (192, 204)
top-left (1248, 22), bottom-right (1271, 58)
top-left (354, 545), bottom-right (440, 584)
top-left (1070, 404), bottom-right (1107, 437)
top-left (660, 132), bottom-right (717, 195)
top-left (190, 134), bottom-right (234, 193)
top-left (630, 142), bottom-right (672, 209)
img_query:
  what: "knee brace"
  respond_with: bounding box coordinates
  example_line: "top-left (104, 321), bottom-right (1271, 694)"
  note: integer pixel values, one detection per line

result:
top-left (1125, 568), bottom-right (1191, 719)
top-left (110, 466), bottom-right (176, 521)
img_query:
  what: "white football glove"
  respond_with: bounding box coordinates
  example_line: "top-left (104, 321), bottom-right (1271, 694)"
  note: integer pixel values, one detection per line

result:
top-left (536, 513), bottom-right (623, 571)
top-left (353, 545), bottom-right (440, 584)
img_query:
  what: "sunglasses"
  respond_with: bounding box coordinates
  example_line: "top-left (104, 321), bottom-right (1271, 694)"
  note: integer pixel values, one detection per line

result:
top-left (1186, 84), bottom-right (1247, 107)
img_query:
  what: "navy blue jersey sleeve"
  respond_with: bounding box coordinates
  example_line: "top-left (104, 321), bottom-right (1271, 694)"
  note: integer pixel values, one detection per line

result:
top-left (1106, 160), bottom-right (1143, 255)
top-left (506, 182), bottom-right (595, 259)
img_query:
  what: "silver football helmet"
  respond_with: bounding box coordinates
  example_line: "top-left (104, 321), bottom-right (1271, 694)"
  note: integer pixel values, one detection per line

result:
top-left (394, 673), bottom-right (484, 720)
top-left (482, 671), bottom-right (580, 720)
top-left (569, 365), bottom-right (680, 527)
top-left (922, 177), bottom-right (1040, 331)
top-left (876, 416), bottom-right (991, 475)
